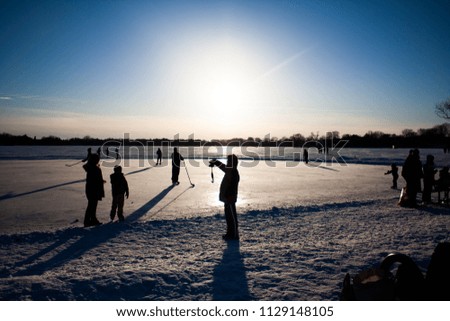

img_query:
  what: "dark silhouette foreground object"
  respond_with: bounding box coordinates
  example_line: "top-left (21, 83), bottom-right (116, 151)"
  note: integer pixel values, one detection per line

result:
top-left (341, 242), bottom-right (450, 300)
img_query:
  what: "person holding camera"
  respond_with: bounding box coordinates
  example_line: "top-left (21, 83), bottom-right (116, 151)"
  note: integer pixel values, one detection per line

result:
top-left (209, 154), bottom-right (240, 241)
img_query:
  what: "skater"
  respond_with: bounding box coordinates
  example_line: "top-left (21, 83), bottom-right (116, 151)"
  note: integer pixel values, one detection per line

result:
top-left (303, 148), bottom-right (309, 164)
top-left (83, 154), bottom-right (105, 227)
top-left (209, 154), bottom-right (240, 241)
top-left (156, 148), bottom-right (162, 165)
top-left (115, 147), bottom-right (119, 160)
top-left (385, 163), bottom-right (399, 189)
top-left (401, 149), bottom-right (423, 207)
top-left (82, 147), bottom-right (92, 162)
top-left (422, 155), bottom-right (437, 204)
top-left (171, 147), bottom-right (184, 185)
top-left (110, 165), bottom-right (129, 222)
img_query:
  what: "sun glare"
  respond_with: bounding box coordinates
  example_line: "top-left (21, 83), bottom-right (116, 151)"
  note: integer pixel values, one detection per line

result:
top-left (180, 41), bottom-right (263, 113)
top-left (208, 75), bottom-right (246, 110)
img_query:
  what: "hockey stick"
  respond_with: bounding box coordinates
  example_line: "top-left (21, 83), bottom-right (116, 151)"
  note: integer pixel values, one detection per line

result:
top-left (65, 160), bottom-right (83, 167)
top-left (183, 161), bottom-right (195, 187)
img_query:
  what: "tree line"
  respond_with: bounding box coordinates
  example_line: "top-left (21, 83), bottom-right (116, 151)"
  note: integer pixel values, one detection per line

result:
top-left (0, 123), bottom-right (449, 148)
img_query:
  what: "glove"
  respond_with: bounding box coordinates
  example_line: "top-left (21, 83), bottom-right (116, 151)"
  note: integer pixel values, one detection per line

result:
top-left (209, 159), bottom-right (217, 167)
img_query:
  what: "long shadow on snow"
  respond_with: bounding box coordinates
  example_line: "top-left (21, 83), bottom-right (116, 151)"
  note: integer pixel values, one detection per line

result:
top-left (212, 241), bottom-right (254, 300)
top-left (0, 166), bottom-right (152, 202)
top-left (11, 185), bottom-right (181, 277)
top-left (0, 179), bottom-right (86, 201)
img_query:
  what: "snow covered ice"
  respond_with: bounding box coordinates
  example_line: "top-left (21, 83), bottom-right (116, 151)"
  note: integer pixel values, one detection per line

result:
top-left (0, 150), bottom-right (449, 300)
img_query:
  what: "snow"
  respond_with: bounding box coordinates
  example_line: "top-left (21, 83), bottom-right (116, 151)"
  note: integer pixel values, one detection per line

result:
top-left (0, 152), bottom-right (449, 300)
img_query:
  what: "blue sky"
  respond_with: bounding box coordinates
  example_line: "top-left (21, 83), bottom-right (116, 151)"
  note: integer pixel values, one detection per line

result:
top-left (0, 0), bottom-right (449, 139)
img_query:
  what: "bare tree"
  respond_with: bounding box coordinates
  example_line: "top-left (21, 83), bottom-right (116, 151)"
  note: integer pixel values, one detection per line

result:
top-left (435, 98), bottom-right (450, 120)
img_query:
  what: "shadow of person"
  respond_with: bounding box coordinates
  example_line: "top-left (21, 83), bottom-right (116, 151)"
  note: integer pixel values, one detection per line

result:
top-left (0, 179), bottom-right (86, 201)
top-left (126, 184), bottom-right (174, 222)
top-left (11, 185), bottom-right (175, 277)
top-left (212, 241), bottom-right (253, 300)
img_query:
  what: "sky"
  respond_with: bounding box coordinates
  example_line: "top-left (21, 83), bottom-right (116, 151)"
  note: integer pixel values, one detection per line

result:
top-left (0, 0), bottom-right (449, 140)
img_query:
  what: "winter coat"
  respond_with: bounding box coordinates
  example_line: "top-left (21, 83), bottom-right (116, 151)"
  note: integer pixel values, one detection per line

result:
top-left (110, 172), bottom-right (129, 196)
top-left (83, 163), bottom-right (105, 200)
top-left (219, 165), bottom-right (240, 204)
top-left (401, 155), bottom-right (423, 184)
top-left (171, 151), bottom-right (184, 167)
top-left (423, 162), bottom-right (436, 185)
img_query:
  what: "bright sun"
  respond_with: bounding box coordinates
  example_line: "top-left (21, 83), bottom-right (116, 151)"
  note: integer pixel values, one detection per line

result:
top-left (182, 41), bottom-right (262, 112)
top-left (208, 76), bottom-right (245, 110)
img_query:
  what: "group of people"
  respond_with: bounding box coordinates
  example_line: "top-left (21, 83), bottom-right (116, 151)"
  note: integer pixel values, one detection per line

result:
top-left (387, 149), bottom-right (450, 207)
top-left (82, 152), bottom-right (129, 227)
top-left (81, 147), bottom-right (241, 240)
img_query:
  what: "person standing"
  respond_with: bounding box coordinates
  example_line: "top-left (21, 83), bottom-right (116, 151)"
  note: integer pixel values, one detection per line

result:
top-left (171, 147), bottom-right (184, 185)
top-left (422, 155), bottom-right (437, 204)
top-left (110, 165), bottom-right (129, 222)
top-left (303, 148), bottom-right (309, 164)
top-left (401, 149), bottom-right (423, 207)
top-left (156, 148), bottom-right (162, 166)
top-left (82, 147), bottom-right (92, 162)
top-left (210, 154), bottom-right (240, 241)
top-left (83, 153), bottom-right (105, 227)
top-left (385, 163), bottom-right (399, 189)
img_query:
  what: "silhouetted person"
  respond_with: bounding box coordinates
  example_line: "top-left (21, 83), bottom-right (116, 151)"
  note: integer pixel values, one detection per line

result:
top-left (303, 148), bottom-right (309, 164)
top-left (82, 147), bottom-right (92, 162)
top-left (106, 147), bottom-right (109, 157)
top-left (385, 163), bottom-right (399, 189)
top-left (401, 149), bottom-right (423, 207)
top-left (426, 242), bottom-right (450, 300)
top-left (110, 165), bottom-right (129, 222)
top-left (96, 147), bottom-right (101, 156)
top-left (422, 155), bottom-right (437, 204)
top-left (115, 147), bottom-right (119, 160)
top-left (83, 153), bottom-right (105, 227)
top-left (171, 147), bottom-right (184, 185)
top-left (156, 148), bottom-right (162, 166)
top-left (437, 166), bottom-right (450, 204)
top-left (210, 154), bottom-right (240, 241)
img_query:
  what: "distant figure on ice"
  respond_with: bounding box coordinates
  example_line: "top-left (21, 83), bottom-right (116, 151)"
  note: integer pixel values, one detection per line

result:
top-left (156, 148), bottom-right (162, 166)
top-left (422, 155), bottom-right (437, 204)
top-left (105, 147), bottom-right (109, 157)
top-left (83, 154), bottom-right (105, 227)
top-left (385, 163), bottom-right (399, 189)
top-left (115, 147), bottom-right (120, 160)
top-left (110, 165), bottom-right (129, 222)
top-left (303, 148), bottom-right (309, 164)
top-left (209, 154), bottom-right (240, 241)
top-left (171, 147), bottom-right (184, 185)
top-left (401, 149), bottom-right (423, 207)
top-left (96, 147), bottom-right (101, 156)
top-left (82, 147), bottom-right (92, 162)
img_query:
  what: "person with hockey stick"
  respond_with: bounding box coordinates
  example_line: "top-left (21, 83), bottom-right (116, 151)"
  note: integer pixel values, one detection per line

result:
top-left (209, 154), bottom-right (240, 241)
top-left (82, 147), bottom-right (92, 162)
top-left (171, 147), bottom-right (184, 185)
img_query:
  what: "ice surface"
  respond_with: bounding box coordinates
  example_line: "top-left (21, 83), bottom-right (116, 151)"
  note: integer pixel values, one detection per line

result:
top-left (0, 152), bottom-right (449, 300)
